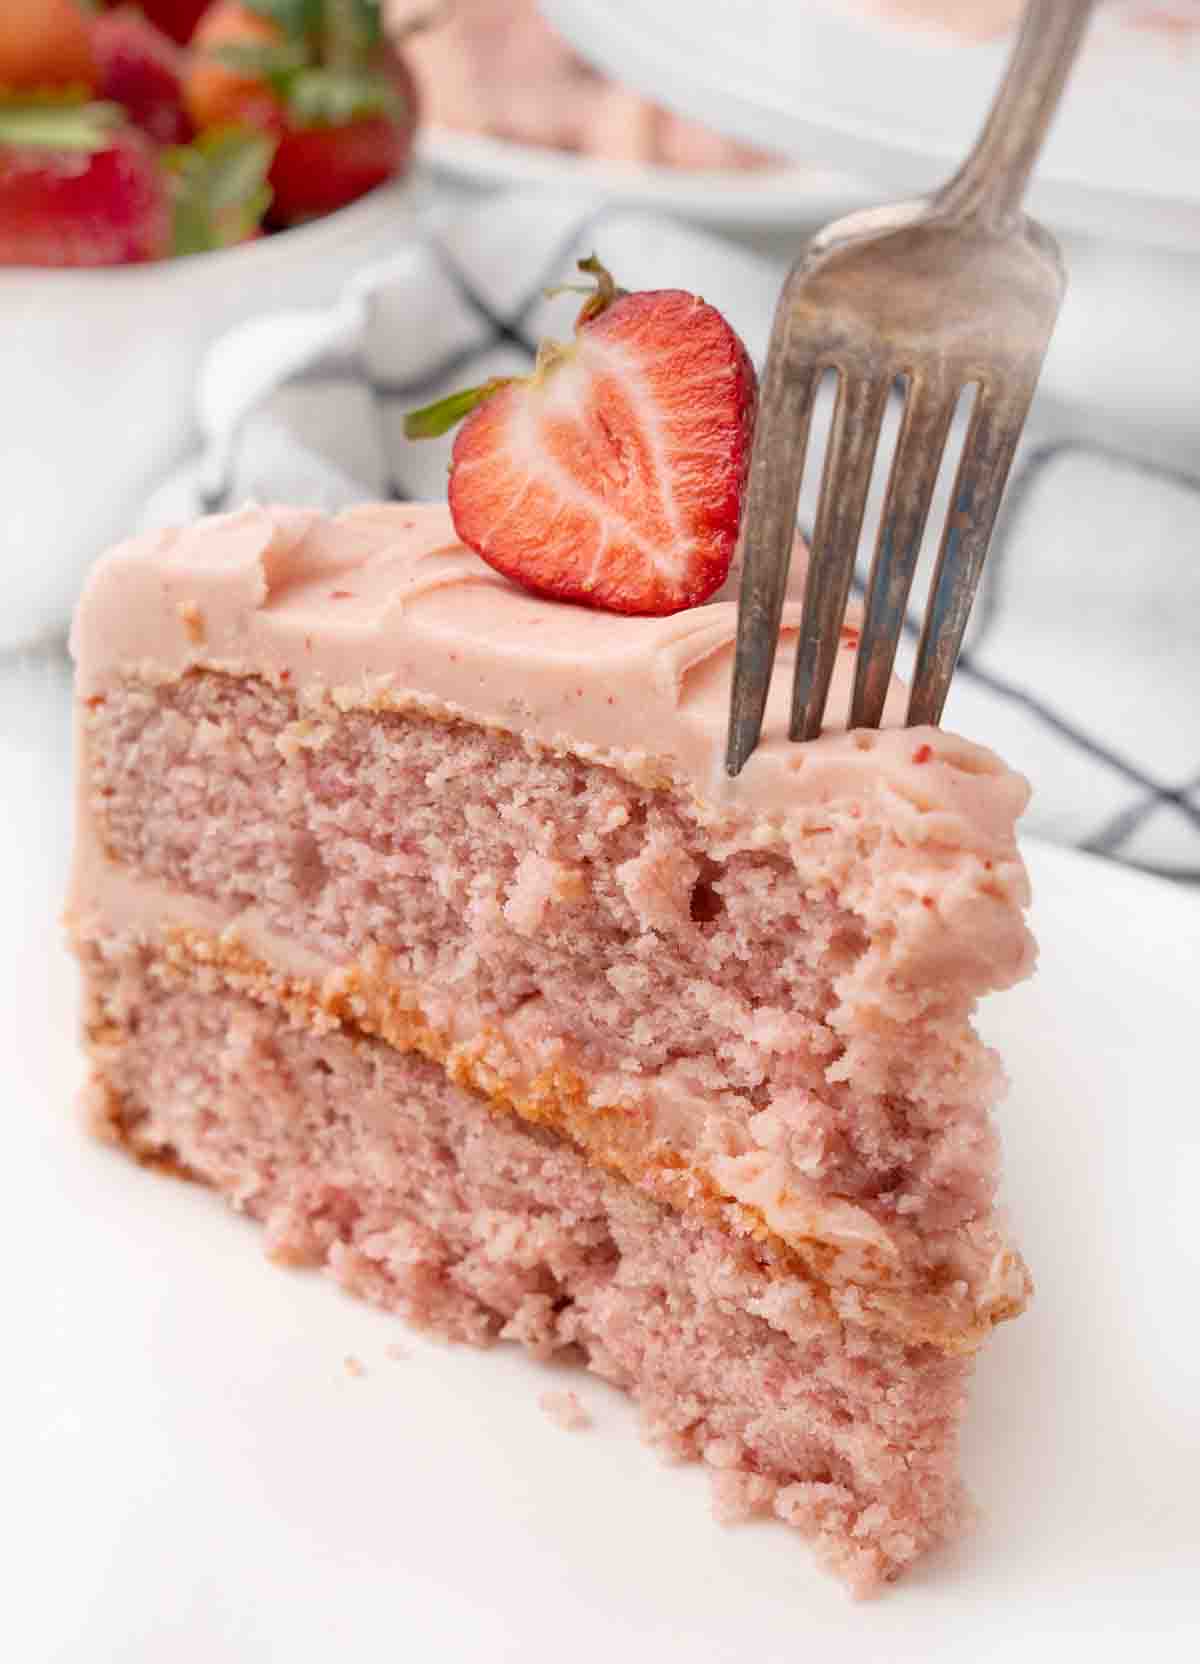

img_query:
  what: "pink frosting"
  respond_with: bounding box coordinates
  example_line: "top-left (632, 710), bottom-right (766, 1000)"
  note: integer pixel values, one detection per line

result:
top-left (71, 501), bottom-right (1029, 844)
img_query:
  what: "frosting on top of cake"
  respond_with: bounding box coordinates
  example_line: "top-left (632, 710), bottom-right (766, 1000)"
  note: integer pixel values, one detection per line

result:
top-left (72, 501), bottom-right (1029, 844)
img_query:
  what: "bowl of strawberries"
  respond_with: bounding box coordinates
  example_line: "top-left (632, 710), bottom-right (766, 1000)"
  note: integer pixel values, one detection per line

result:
top-left (0, 0), bottom-right (421, 649)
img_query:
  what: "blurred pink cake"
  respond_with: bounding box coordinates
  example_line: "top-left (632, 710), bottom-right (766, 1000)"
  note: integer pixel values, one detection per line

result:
top-left (849, 0), bottom-right (1024, 37)
top-left (68, 502), bottom-right (1034, 1594)
top-left (848, 0), bottom-right (1200, 42)
top-left (391, 0), bottom-right (772, 168)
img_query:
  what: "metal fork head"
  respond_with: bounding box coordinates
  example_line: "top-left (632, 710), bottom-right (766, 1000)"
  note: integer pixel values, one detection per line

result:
top-left (725, 0), bottom-right (1096, 777)
top-left (725, 199), bottom-right (1066, 778)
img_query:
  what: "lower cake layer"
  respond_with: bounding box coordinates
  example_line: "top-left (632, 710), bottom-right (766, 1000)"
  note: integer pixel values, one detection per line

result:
top-left (81, 951), bottom-right (973, 1594)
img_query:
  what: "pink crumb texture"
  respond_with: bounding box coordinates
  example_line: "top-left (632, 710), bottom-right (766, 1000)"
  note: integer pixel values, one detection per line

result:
top-left (82, 951), bottom-right (972, 1596)
top-left (78, 671), bottom-right (1031, 1333)
top-left (539, 1390), bottom-right (592, 1433)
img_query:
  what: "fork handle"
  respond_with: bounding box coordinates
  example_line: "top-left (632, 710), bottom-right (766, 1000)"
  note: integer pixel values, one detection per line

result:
top-left (935, 0), bottom-right (1097, 231)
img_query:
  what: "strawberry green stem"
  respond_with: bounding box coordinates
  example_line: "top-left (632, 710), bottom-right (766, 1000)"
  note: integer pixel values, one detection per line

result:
top-left (574, 253), bottom-right (622, 321)
top-left (405, 256), bottom-right (624, 442)
top-left (543, 253), bottom-right (626, 327)
top-left (403, 377), bottom-right (519, 440)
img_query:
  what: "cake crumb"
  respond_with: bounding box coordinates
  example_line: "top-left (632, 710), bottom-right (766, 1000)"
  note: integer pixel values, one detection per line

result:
top-left (539, 1389), bottom-right (591, 1432)
top-left (385, 1342), bottom-right (407, 1362)
top-left (177, 601), bottom-right (205, 645)
top-left (344, 1353), bottom-right (365, 1378)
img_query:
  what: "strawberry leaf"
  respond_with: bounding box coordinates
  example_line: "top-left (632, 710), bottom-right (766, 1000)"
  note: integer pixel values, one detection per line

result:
top-left (205, 40), bottom-right (312, 91)
top-left (243, 0), bottom-right (325, 41)
top-left (244, 0), bottom-right (384, 56)
top-left (0, 101), bottom-right (124, 154)
top-left (167, 127), bottom-right (276, 256)
top-left (404, 379), bottom-right (519, 440)
top-left (322, 0), bottom-right (385, 68)
top-left (284, 67), bottom-right (404, 126)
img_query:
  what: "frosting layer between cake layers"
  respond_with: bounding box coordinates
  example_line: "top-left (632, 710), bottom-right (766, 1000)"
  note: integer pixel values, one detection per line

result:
top-left (70, 503), bottom-right (1035, 1356)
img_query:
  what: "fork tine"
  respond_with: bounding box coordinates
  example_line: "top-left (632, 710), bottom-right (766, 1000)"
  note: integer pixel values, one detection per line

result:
top-left (849, 377), bottom-right (957, 730)
top-left (907, 385), bottom-right (1029, 727)
top-left (724, 349), bottom-right (821, 777)
top-left (791, 372), bottom-right (891, 742)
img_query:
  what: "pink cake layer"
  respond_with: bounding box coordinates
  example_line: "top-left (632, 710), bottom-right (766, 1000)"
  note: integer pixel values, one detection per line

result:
top-left (70, 505), bottom-right (1034, 1354)
top-left (74, 670), bottom-right (1030, 1351)
top-left (81, 942), bottom-right (971, 1597)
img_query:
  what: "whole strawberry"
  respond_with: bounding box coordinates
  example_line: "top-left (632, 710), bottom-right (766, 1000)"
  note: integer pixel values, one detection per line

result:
top-left (0, 102), bottom-right (170, 266)
top-left (266, 44), bottom-right (417, 223)
top-left (93, 8), bottom-right (192, 146)
top-left (405, 259), bottom-right (758, 617)
top-left (186, 0), bottom-right (417, 224)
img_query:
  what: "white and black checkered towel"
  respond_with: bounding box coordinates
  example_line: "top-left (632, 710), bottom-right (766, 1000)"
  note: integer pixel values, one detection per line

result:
top-left (138, 191), bottom-right (1200, 880)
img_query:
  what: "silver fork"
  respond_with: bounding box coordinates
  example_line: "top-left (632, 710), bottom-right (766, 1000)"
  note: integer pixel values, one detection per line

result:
top-left (725, 0), bottom-right (1097, 776)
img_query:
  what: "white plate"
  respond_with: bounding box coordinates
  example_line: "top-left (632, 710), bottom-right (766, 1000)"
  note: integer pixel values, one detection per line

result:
top-left (543, 0), bottom-right (1200, 251)
top-left (417, 126), bottom-right (872, 230)
top-left (5, 677), bottom-right (1200, 1661)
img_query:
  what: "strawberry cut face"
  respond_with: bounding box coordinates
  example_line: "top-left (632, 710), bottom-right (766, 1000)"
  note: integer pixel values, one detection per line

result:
top-left (447, 287), bottom-right (757, 616)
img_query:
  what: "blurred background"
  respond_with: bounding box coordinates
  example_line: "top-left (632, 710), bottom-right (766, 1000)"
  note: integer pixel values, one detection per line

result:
top-left (2, 0), bottom-right (1198, 875)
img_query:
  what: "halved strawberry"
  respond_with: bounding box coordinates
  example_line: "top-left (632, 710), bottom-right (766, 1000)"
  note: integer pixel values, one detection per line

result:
top-left (0, 0), bottom-right (96, 94)
top-left (93, 7), bottom-right (192, 146)
top-left (0, 102), bottom-right (171, 266)
top-left (404, 259), bottom-right (758, 617)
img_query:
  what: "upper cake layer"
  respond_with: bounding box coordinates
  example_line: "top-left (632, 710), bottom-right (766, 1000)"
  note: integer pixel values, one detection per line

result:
top-left (72, 502), bottom-right (1029, 845)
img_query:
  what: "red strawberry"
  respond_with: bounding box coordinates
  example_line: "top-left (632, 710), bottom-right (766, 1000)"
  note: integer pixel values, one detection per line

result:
top-left (186, 3), bottom-right (417, 225)
top-left (128, 1), bottom-right (213, 47)
top-left (0, 103), bottom-right (170, 266)
top-left (404, 259), bottom-right (757, 617)
top-left (267, 44), bottom-right (417, 222)
top-left (0, 0), bottom-right (96, 94)
top-left (266, 111), bottom-right (403, 220)
top-left (93, 8), bottom-right (192, 146)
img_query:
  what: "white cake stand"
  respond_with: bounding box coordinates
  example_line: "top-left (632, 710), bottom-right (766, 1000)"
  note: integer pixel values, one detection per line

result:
top-left (542, 0), bottom-right (1200, 252)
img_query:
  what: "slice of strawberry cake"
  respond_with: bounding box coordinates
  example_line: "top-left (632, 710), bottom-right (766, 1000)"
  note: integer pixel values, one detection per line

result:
top-left (67, 264), bottom-right (1034, 1595)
